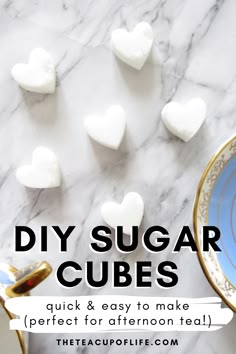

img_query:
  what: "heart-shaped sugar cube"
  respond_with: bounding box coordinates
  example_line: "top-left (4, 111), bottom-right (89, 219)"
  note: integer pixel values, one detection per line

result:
top-left (101, 192), bottom-right (144, 235)
top-left (161, 98), bottom-right (207, 142)
top-left (111, 22), bottom-right (154, 70)
top-left (84, 105), bottom-right (126, 150)
top-left (11, 48), bottom-right (56, 94)
top-left (16, 147), bottom-right (61, 189)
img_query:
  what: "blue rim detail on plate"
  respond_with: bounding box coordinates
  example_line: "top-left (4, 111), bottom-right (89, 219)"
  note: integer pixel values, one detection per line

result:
top-left (194, 134), bottom-right (236, 312)
top-left (208, 155), bottom-right (236, 287)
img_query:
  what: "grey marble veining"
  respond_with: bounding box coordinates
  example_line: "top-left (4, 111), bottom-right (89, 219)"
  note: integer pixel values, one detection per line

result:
top-left (0, 0), bottom-right (236, 353)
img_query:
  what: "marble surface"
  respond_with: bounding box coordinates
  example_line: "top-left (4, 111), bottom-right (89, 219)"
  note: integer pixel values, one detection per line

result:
top-left (0, 0), bottom-right (236, 353)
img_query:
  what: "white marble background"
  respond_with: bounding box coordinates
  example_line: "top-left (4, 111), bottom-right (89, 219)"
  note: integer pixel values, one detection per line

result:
top-left (0, 0), bottom-right (236, 353)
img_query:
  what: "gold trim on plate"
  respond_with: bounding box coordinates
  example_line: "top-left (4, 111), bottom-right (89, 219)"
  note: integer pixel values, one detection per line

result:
top-left (193, 134), bottom-right (236, 312)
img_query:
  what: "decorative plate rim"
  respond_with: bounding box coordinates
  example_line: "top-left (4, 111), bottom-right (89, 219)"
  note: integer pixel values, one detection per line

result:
top-left (193, 134), bottom-right (236, 312)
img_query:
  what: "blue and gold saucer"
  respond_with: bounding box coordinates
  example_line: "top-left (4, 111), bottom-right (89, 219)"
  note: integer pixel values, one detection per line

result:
top-left (194, 135), bottom-right (236, 311)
